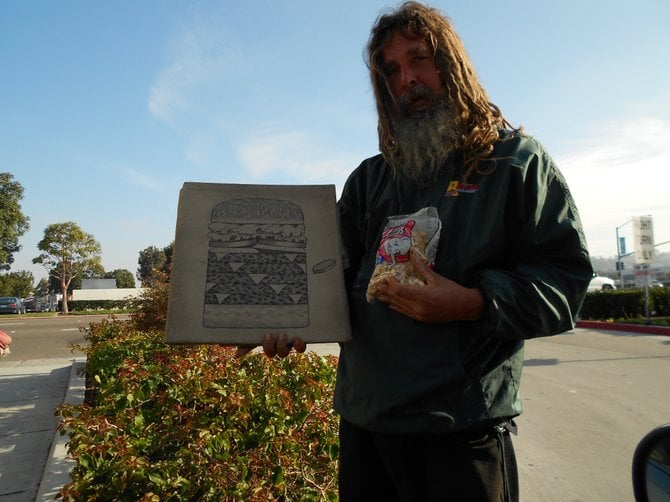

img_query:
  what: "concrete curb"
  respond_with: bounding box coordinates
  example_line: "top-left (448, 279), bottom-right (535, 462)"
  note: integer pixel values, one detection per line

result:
top-left (576, 320), bottom-right (670, 336)
top-left (35, 358), bottom-right (86, 501)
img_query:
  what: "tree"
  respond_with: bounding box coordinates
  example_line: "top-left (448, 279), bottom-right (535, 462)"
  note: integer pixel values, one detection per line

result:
top-left (0, 270), bottom-right (34, 297)
top-left (137, 243), bottom-right (173, 287)
top-left (83, 262), bottom-right (106, 279)
top-left (33, 222), bottom-right (102, 314)
top-left (0, 173), bottom-right (30, 270)
top-left (34, 277), bottom-right (51, 297)
top-left (105, 269), bottom-right (135, 288)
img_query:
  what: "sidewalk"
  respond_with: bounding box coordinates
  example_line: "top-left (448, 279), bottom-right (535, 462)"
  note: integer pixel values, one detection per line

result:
top-left (0, 358), bottom-right (85, 501)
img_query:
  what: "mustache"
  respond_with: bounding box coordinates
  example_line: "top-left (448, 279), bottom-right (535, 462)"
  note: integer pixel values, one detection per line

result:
top-left (397, 85), bottom-right (437, 114)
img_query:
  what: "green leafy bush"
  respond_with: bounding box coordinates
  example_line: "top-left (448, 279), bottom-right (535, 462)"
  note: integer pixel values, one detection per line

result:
top-left (580, 287), bottom-right (670, 321)
top-left (650, 287), bottom-right (670, 316)
top-left (68, 299), bottom-right (132, 311)
top-left (58, 319), bottom-right (339, 501)
top-left (127, 278), bottom-right (170, 332)
top-left (580, 290), bottom-right (644, 320)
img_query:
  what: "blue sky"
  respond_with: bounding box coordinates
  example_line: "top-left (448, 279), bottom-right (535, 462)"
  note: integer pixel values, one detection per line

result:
top-left (2, 1), bottom-right (669, 283)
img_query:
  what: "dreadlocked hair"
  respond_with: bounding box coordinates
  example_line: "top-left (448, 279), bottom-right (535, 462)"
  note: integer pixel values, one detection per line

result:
top-left (367, 1), bottom-right (517, 181)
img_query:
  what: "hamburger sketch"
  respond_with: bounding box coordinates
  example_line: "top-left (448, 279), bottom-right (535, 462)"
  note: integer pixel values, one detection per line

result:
top-left (203, 198), bottom-right (309, 328)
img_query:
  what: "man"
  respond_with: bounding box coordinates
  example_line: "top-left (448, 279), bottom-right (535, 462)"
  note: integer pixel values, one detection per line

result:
top-left (260, 2), bottom-right (592, 500)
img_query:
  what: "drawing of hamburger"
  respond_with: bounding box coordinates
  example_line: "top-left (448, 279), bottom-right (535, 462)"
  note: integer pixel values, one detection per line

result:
top-left (203, 198), bottom-right (309, 328)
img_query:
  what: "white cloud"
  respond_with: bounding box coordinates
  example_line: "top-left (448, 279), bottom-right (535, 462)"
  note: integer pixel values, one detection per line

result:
top-left (147, 17), bottom-right (232, 128)
top-left (558, 117), bottom-right (670, 257)
top-left (236, 128), bottom-right (357, 192)
top-left (120, 167), bottom-right (164, 192)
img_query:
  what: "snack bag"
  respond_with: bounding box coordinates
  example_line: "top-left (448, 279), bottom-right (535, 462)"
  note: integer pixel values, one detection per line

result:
top-left (366, 207), bottom-right (442, 302)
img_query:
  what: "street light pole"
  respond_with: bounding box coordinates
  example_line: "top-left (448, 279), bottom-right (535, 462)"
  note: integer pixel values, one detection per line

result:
top-left (616, 219), bottom-right (631, 288)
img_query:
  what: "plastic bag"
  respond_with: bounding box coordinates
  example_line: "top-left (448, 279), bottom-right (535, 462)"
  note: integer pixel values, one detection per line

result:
top-left (366, 206), bottom-right (442, 302)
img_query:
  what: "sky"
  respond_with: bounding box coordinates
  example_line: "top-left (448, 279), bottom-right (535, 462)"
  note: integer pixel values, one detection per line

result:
top-left (2, 0), bottom-right (669, 284)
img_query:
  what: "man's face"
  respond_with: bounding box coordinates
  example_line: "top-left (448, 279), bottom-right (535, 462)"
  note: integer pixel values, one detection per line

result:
top-left (379, 32), bottom-right (460, 184)
top-left (381, 32), bottom-right (443, 115)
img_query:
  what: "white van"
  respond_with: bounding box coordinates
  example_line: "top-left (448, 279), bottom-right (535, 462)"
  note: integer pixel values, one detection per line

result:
top-left (587, 275), bottom-right (616, 293)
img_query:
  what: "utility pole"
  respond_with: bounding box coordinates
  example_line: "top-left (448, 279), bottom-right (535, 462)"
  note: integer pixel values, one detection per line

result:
top-left (616, 219), bottom-right (632, 288)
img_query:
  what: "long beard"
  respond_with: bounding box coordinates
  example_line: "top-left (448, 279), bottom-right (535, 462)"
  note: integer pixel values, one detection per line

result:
top-left (389, 86), bottom-right (461, 184)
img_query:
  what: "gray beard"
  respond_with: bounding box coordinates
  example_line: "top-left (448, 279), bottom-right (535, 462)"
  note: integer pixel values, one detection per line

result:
top-left (389, 88), bottom-right (461, 184)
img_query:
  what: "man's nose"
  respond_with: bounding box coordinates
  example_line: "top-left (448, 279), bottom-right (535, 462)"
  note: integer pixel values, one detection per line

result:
top-left (399, 66), bottom-right (418, 89)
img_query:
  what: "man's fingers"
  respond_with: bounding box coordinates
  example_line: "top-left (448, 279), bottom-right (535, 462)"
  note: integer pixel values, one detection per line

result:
top-left (410, 251), bottom-right (434, 283)
top-left (263, 334), bottom-right (278, 358)
top-left (275, 333), bottom-right (291, 358)
top-left (260, 333), bottom-right (306, 358)
top-left (375, 277), bottom-right (399, 301)
top-left (234, 345), bottom-right (256, 358)
top-left (292, 337), bottom-right (307, 353)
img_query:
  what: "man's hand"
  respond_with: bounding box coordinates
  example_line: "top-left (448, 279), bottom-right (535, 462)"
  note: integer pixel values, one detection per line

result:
top-left (375, 252), bottom-right (484, 323)
top-left (234, 333), bottom-right (307, 359)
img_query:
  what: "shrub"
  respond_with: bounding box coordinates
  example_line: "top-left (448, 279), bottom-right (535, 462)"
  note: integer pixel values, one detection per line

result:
top-left (68, 299), bottom-right (132, 312)
top-left (127, 279), bottom-right (170, 332)
top-left (579, 287), bottom-right (670, 321)
top-left (580, 290), bottom-right (644, 320)
top-left (649, 287), bottom-right (670, 316)
top-left (58, 319), bottom-right (339, 500)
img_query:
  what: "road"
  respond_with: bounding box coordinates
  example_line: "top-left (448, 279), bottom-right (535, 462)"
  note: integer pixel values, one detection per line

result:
top-left (514, 329), bottom-right (670, 501)
top-left (0, 314), bottom-right (127, 360)
top-left (1, 317), bottom-right (668, 500)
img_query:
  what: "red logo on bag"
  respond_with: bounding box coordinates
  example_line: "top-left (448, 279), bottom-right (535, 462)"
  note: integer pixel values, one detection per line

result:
top-left (376, 220), bottom-right (415, 265)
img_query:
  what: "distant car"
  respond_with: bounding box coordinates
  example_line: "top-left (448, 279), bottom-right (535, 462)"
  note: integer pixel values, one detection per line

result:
top-left (23, 297), bottom-right (39, 312)
top-left (0, 297), bottom-right (26, 314)
top-left (587, 275), bottom-right (616, 293)
top-left (650, 280), bottom-right (665, 288)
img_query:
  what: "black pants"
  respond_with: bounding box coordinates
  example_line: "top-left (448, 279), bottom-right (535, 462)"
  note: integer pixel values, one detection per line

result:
top-left (338, 418), bottom-right (519, 502)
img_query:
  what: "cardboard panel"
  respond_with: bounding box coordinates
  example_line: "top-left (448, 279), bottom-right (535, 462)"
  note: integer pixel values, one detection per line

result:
top-left (166, 183), bottom-right (351, 345)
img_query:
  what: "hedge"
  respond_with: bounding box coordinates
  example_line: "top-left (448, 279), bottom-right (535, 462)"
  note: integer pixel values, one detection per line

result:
top-left (66, 299), bottom-right (132, 311)
top-left (57, 318), bottom-right (340, 501)
top-left (579, 287), bottom-right (670, 320)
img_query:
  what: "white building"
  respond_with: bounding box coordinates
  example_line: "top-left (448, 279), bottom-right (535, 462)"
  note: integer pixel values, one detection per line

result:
top-left (71, 279), bottom-right (146, 301)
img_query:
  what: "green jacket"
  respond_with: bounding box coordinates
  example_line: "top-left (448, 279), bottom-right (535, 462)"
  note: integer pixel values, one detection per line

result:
top-left (334, 131), bottom-right (592, 434)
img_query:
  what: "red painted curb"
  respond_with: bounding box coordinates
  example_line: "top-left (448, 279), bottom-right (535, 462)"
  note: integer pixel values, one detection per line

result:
top-left (576, 320), bottom-right (670, 336)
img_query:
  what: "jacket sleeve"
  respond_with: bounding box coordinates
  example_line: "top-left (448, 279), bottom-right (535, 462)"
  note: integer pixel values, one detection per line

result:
top-left (471, 146), bottom-right (593, 340)
top-left (337, 163), bottom-right (369, 294)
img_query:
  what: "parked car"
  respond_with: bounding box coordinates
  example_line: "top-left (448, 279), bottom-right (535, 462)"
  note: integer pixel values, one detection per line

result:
top-left (23, 297), bottom-right (39, 313)
top-left (0, 297), bottom-right (26, 314)
top-left (587, 275), bottom-right (616, 293)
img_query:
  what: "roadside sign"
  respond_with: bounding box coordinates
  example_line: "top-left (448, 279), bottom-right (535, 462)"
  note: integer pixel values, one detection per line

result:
top-left (632, 215), bottom-right (654, 265)
top-left (634, 267), bottom-right (651, 288)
